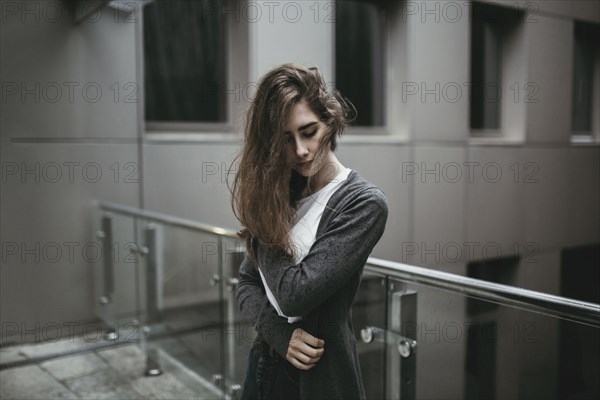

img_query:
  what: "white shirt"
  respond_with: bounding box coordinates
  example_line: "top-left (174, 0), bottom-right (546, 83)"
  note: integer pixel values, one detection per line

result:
top-left (258, 167), bottom-right (352, 323)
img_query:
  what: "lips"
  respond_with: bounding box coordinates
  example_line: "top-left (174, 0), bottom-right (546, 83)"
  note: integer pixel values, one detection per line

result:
top-left (297, 160), bottom-right (312, 167)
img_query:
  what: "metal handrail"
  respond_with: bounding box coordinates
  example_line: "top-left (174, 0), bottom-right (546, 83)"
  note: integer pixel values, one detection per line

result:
top-left (96, 200), bottom-right (240, 238)
top-left (365, 257), bottom-right (600, 328)
top-left (95, 200), bottom-right (600, 327)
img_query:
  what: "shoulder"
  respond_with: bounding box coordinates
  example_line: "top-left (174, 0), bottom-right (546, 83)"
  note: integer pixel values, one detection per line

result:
top-left (336, 170), bottom-right (388, 206)
top-left (327, 169), bottom-right (389, 219)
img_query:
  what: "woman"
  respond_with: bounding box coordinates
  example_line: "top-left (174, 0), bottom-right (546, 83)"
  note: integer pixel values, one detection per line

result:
top-left (230, 63), bottom-right (389, 400)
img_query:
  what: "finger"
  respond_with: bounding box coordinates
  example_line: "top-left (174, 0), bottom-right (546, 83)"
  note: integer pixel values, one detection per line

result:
top-left (295, 345), bottom-right (325, 365)
top-left (288, 342), bottom-right (320, 362)
top-left (300, 331), bottom-right (325, 348)
top-left (288, 355), bottom-right (315, 371)
top-left (292, 328), bottom-right (324, 348)
top-left (289, 329), bottom-right (308, 346)
top-left (309, 336), bottom-right (325, 349)
top-left (288, 344), bottom-right (322, 364)
top-left (292, 349), bottom-right (320, 365)
top-left (297, 341), bottom-right (325, 359)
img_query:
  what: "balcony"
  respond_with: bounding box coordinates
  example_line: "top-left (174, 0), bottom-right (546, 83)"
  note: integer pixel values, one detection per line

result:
top-left (2, 202), bottom-right (597, 399)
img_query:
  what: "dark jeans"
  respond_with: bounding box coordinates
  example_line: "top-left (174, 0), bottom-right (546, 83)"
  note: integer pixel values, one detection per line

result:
top-left (241, 338), bottom-right (301, 400)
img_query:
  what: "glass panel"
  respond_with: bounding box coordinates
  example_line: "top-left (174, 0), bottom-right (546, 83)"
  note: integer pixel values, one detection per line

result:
top-left (384, 277), bottom-right (600, 399)
top-left (143, 0), bottom-right (227, 123)
top-left (133, 218), bottom-right (226, 397)
top-left (222, 235), bottom-right (253, 396)
top-left (335, 0), bottom-right (386, 127)
top-left (353, 271), bottom-right (388, 399)
top-left (92, 207), bottom-right (110, 327)
top-left (92, 209), bottom-right (142, 342)
top-left (91, 204), bottom-right (598, 400)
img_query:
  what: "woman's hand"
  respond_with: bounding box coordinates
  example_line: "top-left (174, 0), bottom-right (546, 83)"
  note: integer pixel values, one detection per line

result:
top-left (285, 328), bottom-right (325, 370)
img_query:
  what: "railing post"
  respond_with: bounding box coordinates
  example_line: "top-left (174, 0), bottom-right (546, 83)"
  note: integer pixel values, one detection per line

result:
top-left (100, 213), bottom-right (114, 302)
top-left (143, 223), bottom-right (163, 377)
top-left (390, 285), bottom-right (417, 400)
top-left (225, 245), bottom-right (244, 399)
top-left (144, 223), bottom-right (161, 325)
top-left (98, 213), bottom-right (118, 341)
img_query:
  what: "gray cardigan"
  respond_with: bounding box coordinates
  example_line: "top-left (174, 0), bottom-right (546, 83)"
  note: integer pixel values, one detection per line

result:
top-left (235, 169), bottom-right (389, 400)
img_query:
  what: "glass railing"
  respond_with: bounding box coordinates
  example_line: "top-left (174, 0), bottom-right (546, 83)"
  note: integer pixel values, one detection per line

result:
top-left (359, 260), bottom-right (600, 400)
top-left (93, 201), bottom-right (600, 400)
top-left (94, 201), bottom-right (251, 399)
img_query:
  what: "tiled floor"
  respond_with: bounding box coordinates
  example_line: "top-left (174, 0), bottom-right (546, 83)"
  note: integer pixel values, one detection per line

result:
top-left (0, 341), bottom-right (219, 400)
top-left (0, 306), bottom-right (256, 400)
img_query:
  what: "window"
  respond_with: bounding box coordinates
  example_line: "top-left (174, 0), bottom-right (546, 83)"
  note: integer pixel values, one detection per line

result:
top-left (470, 2), bottom-right (502, 130)
top-left (572, 20), bottom-right (599, 137)
top-left (143, 0), bottom-right (227, 127)
top-left (335, 0), bottom-right (387, 127)
top-left (470, 2), bottom-right (524, 134)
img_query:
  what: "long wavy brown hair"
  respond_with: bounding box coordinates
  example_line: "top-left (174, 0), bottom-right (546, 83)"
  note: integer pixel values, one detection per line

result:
top-left (228, 63), bottom-right (355, 263)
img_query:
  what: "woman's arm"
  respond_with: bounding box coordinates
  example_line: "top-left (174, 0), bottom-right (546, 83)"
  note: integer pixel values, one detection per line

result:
top-left (257, 187), bottom-right (389, 317)
top-left (235, 241), bottom-right (298, 359)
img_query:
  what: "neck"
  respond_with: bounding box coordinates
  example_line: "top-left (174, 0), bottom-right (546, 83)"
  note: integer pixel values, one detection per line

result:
top-left (307, 154), bottom-right (345, 194)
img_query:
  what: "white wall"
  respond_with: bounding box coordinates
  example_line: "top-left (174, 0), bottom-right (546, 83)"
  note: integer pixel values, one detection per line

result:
top-left (1, 0), bottom-right (141, 335)
top-left (250, 0), bottom-right (334, 82)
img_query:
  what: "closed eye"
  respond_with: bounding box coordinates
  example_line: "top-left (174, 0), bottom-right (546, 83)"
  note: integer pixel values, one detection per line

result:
top-left (285, 130), bottom-right (317, 144)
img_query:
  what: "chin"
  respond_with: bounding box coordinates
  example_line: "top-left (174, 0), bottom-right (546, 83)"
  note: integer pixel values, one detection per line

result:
top-left (295, 167), bottom-right (317, 178)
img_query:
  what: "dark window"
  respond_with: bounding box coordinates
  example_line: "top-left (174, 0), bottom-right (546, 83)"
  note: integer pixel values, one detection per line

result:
top-left (559, 244), bottom-right (600, 399)
top-left (143, 0), bottom-right (226, 123)
top-left (335, 0), bottom-right (386, 127)
top-left (465, 321), bottom-right (497, 399)
top-left (572, 21), bottom-right (599, 133)
top-left (470, 2), bottom-right (522, 131)
top-left (465, 255), bottom-right (519, 398)
top-left (466, 255), bottom-right (519, 315)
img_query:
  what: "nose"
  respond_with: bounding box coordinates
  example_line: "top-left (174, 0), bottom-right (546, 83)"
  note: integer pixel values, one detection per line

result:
top-left (293, 138), bottom-right (309, 159)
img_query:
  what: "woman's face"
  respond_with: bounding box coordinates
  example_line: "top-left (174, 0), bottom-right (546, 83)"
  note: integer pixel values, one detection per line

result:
top-left (284, 99), bottom-right (329, 177)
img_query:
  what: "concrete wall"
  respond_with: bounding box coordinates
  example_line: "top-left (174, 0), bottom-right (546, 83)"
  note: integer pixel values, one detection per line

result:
top-left (1, 0), bottom-right (141, 337)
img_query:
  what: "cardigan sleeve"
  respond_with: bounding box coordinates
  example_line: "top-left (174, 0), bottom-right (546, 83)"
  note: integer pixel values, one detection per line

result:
top-left (235, 238), bottom-right (298, 359)
top-left (257, 187), bottom-right (389, 317)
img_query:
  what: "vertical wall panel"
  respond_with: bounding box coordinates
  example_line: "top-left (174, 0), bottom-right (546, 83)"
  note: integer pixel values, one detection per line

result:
top-left (525, 16), bottom-right (573, 143)
top-left (408, 2), bottom-right (470, 141)
top-left (0, 3), bottom-right (141, 333)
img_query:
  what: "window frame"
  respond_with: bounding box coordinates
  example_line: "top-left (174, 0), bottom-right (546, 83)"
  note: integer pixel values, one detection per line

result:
top-left (140, 0), bottom-right (247, 137)
top-left (570, 19), bottom-right (600, 145)
top-left (469, 1), bottom-right (503, 136)
top-left (331, 0), bottom-right (407, 142)
top-left (469, 1), bottom-right (526, 141)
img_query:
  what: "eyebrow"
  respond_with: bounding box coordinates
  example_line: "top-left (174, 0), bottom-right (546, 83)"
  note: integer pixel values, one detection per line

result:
top-left (284, 121), bottom-right (318, 134)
